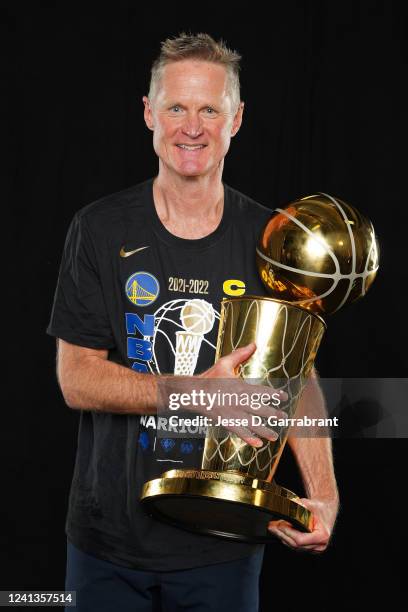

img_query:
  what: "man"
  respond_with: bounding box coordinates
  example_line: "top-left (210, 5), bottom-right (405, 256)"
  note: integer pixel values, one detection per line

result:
top-left (47, 32), bottom-right (339, 612)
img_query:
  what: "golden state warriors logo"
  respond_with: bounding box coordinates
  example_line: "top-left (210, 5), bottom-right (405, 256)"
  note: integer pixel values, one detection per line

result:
top-left (125, 272), bottom-right (160, 307)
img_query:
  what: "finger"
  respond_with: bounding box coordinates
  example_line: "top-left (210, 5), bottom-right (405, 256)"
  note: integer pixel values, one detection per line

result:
top-left (278, 388), bottom-right (288, 402)
top-left (269, 527), bottom-right (297, 548)
top-left (310, 546), bottom-right (327, 554)
top-left (238, 384), bottom-right (288, 408)
top-left (227, 425), bottom-right (263, 448)
top-left (286, 542), bottom-right (326, 553)
top-left (293, 543), bottom-right (328, 553)
top-left (247, 405), bottom-right (286, 420)
top-left (277, 526), bottom-right (327, 547)
top-left (268, 519), bottom-right (294, 530)
top-left (248, 424), bottom-right (279, 442)
top-left (222, 343), bottom-right (257, 371)
top-left (269, 527), bottom-right (325, 552)
top-left (268, 519), bottom-right (328, 546)
top-left (255, 385), bottom-right (288, 403)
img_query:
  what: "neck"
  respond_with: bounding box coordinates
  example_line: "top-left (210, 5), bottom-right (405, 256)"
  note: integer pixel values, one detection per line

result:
top-left (152, 164), bottom-right (225, 239)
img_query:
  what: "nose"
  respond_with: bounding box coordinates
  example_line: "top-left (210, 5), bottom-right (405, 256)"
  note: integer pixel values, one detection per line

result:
top-left (181, 112), bottom-right (203, 139)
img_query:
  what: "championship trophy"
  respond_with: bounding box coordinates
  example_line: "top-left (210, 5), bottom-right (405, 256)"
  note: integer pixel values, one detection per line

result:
top-left (141, 193), bottom-right (379, 542)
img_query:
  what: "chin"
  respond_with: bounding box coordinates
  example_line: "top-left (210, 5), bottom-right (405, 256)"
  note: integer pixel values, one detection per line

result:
top-left (175, 164), bottom-right (207, 177)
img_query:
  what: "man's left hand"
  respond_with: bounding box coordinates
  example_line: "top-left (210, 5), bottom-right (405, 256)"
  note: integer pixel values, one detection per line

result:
top-left (267, 497), bottom-right (339, 553)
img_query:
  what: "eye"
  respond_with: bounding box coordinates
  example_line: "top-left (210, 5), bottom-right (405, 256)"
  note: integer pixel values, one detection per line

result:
top-left (205, 107), bottom-right (215, 114)
top-left (170, 105), bottom-right (182, 113)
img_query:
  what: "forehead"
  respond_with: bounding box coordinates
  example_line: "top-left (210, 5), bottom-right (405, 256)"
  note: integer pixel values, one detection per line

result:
top-left (157, 60), bottom-right (230, 103)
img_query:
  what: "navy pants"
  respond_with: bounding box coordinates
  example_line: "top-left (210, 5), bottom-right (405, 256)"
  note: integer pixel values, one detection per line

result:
top-left (65, 539), bottom-right (264, 611)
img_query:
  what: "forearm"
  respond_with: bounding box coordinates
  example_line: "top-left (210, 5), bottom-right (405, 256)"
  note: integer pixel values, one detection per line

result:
top-left (288, 436), bottom-right (339, 501)
top-left (60, 356), bottom-right (156, 413)
top-left (287, 373), bottom-right (339, 502)
top-left (58, 354), bottom-right (193, 415)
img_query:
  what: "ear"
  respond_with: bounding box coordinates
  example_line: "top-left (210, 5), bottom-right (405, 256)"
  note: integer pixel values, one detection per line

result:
top-left (143, 96), bottom-right (154, 131)
top-left (231, 101), bottom-right (244, 137)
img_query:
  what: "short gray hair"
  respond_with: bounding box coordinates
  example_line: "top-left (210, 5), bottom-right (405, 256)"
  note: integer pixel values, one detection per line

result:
top-left (148, 32), bottom-right (242, 111)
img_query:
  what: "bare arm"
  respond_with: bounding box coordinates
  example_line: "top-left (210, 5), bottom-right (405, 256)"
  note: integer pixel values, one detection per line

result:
top-left (55, 339), bottom-right (284, 448)
top-left (56, 338), bottom-right (161, 414)
top-left (287, 370), bottom-right (339, 503)
top-left (268, 369), bottom-right (339, 552)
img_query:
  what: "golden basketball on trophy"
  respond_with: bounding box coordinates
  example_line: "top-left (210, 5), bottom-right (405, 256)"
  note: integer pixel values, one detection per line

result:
top-left (141, 193), bottom-right (380, 542)
top-left (256, 193), bottom-right (379, 315)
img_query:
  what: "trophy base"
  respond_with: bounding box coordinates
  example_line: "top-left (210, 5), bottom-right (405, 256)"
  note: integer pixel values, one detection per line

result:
top-left (141, 469), bottom-right (312, 543)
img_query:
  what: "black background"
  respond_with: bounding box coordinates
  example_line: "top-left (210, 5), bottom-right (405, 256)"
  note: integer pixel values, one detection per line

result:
top-left (3, 1), bottom-right (407, 609)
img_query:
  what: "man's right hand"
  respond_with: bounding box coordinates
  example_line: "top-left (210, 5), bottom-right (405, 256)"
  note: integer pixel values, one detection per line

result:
top-left (196, 342), bottom-right (287, 448)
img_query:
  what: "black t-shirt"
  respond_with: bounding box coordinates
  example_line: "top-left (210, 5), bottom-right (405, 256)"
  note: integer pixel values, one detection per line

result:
top-left (46, 177), bottom-right (273, 571)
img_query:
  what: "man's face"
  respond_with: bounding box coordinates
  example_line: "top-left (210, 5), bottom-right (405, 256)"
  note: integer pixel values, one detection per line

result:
top-left (143, 60), bottom-right (244, 178)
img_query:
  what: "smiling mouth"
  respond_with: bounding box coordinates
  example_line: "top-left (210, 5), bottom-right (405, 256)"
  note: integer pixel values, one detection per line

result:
top-left (176, 144), bottom-right (207, 151)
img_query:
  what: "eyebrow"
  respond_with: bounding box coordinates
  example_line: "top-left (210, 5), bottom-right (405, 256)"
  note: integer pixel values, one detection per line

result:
top-left (166, 102), bottom-right (219, 109)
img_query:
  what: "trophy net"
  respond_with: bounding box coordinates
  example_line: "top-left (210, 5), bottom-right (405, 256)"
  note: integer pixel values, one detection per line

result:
top-left (201, 298), bottom-right (325, 481)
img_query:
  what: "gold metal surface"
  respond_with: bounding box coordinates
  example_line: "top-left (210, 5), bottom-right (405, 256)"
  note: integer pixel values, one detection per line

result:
top-left (202, 296), bottom-right (325, 481)
top-left (256, 193), bottom-right (379, 315)
top-left (145, 469), bottom-right (304, 500)
top-left (141, 469), bottom-right (313, 538)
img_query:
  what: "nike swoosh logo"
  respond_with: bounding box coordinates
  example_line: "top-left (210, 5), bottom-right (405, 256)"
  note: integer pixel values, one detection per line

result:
top-left (120, 245), bottom-right (149, 258)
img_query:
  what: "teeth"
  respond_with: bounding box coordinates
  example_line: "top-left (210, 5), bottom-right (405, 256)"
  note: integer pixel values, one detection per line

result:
top-left (177, 145), bottom-right (205, 150)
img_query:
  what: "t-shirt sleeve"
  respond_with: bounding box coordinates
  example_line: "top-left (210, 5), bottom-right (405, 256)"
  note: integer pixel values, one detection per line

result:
top-left (46, 211), bottom-right (116, 349)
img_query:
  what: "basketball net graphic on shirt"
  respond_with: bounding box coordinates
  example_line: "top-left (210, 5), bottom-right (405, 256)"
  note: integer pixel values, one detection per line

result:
top-left (173, 300), bottom-right (216, 375)
top-left (147, 298), bottom-right (218, 376)
top-left (140, 298), bottom-right (217, 464)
